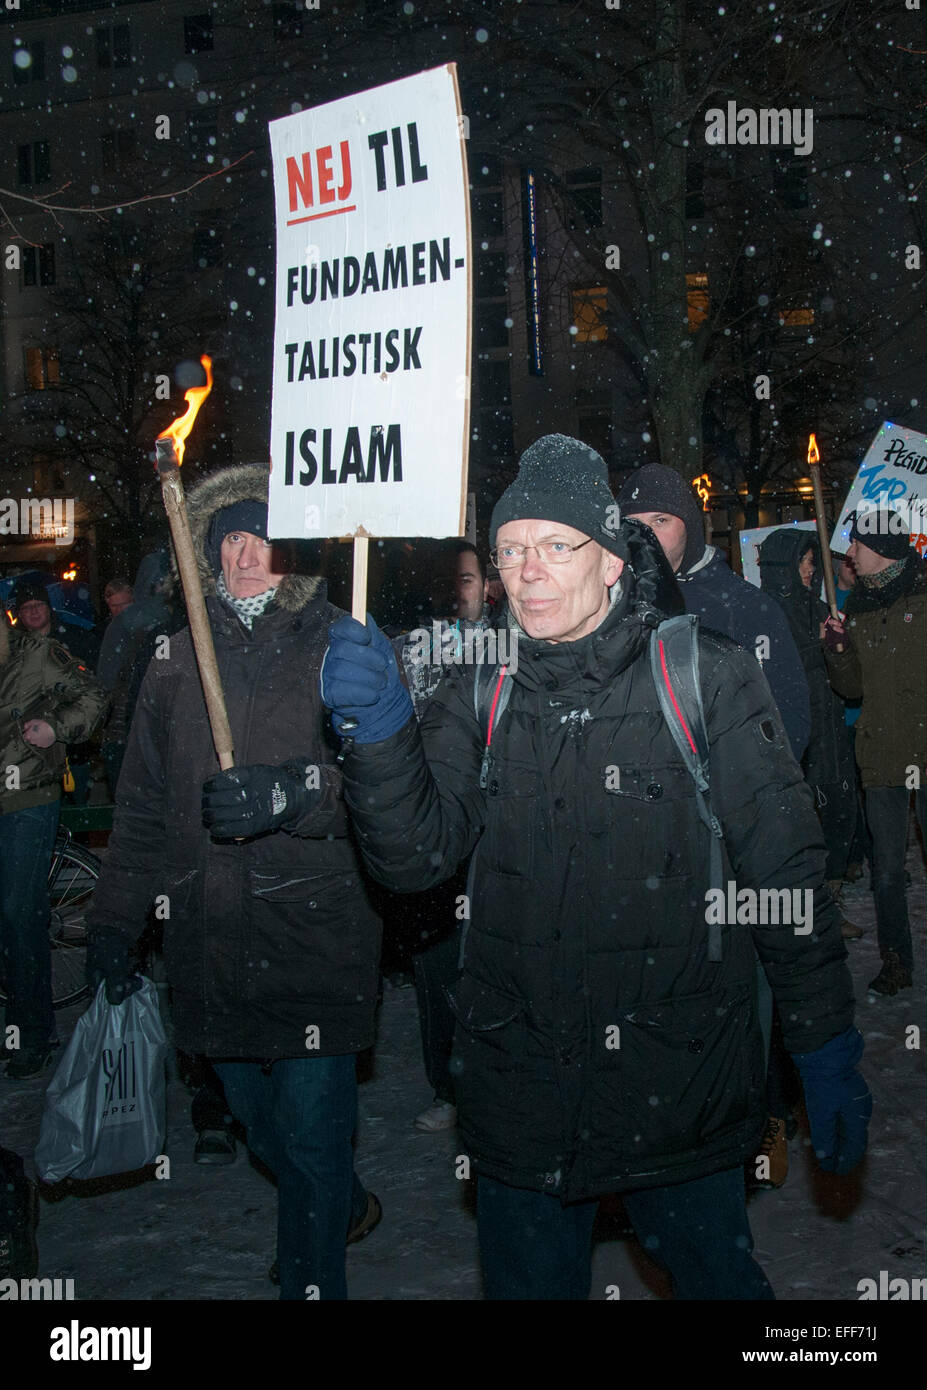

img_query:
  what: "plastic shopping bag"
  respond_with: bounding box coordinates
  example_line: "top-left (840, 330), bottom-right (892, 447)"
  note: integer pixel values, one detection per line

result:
top-left (35, 978), bottom-right (167, 1183)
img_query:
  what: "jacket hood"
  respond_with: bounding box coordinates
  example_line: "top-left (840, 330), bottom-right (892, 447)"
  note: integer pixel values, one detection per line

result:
top-left (758, 527), bottom-right (820, 601)
top-left (177, 464), bottom-right (323, 614)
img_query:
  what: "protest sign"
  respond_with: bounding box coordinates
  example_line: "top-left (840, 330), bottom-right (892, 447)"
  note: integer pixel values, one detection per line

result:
top-left (832, 422), bottom-right (927, 558)
top-left (267, 65), bottom-right (471, 545)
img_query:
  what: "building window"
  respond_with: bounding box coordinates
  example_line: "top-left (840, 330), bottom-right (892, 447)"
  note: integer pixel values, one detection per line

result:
top-left (188, 110), bottom-right (219, 155)
top-left (17, 142), bottom-right (51, 186)
top-left (96, 24), bottom-right (131, 69)
top-left (566, 167), bottom-right (603, 231)
top-left (12, 41), bottom-right (45, 85)
top-left (686, 272), bottom-right (709, 332)
top-left (184, 14), bottom-right (214, 54)
top-left (193, 214), bottom-right (223, 268)
top-left (272, 2), bottom-right (306, 40)
top-left (571, 287), bottom-right (608, 343)
top-left (102, 129), bottom-right (137, 171)
top-left (780, 307), bottom-right (814, 328)
top-left (24, 347), bottom-right (60, 391)
top-left (22, 244), bottom-right (56, 289)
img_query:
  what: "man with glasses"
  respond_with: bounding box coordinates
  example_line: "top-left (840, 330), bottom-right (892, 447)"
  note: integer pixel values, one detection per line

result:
top-left (321, 434), bottom-right (869, 1300)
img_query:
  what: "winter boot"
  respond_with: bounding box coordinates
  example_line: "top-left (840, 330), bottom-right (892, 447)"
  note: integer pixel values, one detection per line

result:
top-left (0, 1146), bottom-right (38, 1280)
top-left (844, 861), bottom-right (865, 883)
top-left (868, 950), bottom-right (913, 996)
top-left (748, 1117), bottom-right (788, 1190)
top-left (828, 880), bottom-right (863, 940)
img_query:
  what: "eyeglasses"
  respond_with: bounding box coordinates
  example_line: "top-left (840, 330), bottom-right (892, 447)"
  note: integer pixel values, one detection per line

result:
top-left (490, 538), bottom-right (594, 570)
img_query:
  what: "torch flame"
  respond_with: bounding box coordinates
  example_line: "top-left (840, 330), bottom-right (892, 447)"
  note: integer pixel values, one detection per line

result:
top-left (807, 433), bottom-right (820, 466)
top-left (156, 354), bottom-right (213, 466)
top-left (692, 473), bottom-right (711, 511)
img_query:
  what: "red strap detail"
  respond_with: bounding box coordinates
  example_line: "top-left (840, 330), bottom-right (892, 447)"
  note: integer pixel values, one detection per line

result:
top-left (658, 639), bottom-right (698, 756)
top-left (486, 666), bottom-right (509, 748)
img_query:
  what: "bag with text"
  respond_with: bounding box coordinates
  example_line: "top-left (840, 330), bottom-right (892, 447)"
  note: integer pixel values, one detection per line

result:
top-left (35, 979), bottom-right (167, 1183)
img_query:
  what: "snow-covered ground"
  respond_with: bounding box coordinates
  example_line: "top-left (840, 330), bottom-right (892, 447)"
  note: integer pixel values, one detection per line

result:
top-left (2, 828), bottom-right (924, 1301)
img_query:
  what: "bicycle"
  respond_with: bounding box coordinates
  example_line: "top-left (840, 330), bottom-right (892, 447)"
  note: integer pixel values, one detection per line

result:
top-left (0, 825), bottom-right (99, 1012)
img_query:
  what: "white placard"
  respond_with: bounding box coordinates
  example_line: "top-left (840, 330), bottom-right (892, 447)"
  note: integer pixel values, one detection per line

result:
top-left (739, 521), bottom-right (818, 589)
top-left (832, 422), bottom-right (927, 558)
top-left (267, 66), bottom-right (471, 540)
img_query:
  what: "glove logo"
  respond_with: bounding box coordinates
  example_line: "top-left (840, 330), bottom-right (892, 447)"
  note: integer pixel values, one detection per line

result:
top-left (271, 782), bottom-right (287, 816)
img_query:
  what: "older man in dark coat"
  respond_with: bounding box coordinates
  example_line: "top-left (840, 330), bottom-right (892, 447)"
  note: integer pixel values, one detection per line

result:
top-left (87, 465), bottom-right (382, 1300)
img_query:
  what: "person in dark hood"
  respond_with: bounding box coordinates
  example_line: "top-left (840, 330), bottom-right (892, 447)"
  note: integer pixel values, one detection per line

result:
top-left (617, 464), bottom-right (811, 761)
top-left (322, 434), bottom-right (869, 1301)
top-left (757, 528), bottom-right (861, 942)
top-left (86, 465), bottom-right (382, 1299)
top-left (823, 510), bottom-right (927, 995)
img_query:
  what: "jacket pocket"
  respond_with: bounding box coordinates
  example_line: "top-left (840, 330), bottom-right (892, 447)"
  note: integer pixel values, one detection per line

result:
top-left (449, 975), bottom-right (527, 1059)
top-left (604, 985), bottom-right (759, 1155)
top-left (481, 759), bottom-right (538, 878)
top-left (598, 763), bottom-right (700, 877)
top-left (244, 868), bottom-right (368, 1007)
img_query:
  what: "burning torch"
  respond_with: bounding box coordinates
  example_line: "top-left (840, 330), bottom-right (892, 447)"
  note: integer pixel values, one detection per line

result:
top-left (692, 473), bottom-right (712, 545)
top-left (806, 433), bottom-right (839, 620)
top-left (155, 355), bottom-right (236, 771)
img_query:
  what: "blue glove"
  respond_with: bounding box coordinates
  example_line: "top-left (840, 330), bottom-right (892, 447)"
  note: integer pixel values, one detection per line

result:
top-left (791, 1025), bottom-right (872, 1175)
top-left (320, 614), bottom-right (414, 743)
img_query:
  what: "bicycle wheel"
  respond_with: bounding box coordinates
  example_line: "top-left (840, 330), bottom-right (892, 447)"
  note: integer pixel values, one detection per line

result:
top-left (47, 838), bottom-right (100, 1009)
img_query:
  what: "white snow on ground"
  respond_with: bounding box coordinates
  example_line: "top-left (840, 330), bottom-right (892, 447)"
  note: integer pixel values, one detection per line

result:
top-left (1, 826), bottom-right (924, 1300)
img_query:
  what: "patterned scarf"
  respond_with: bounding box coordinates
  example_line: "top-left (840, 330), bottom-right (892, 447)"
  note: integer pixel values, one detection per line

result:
top-left (859, 557), bottom-right (909, 592)
top-left (216, 571), bottom-right (279, 630)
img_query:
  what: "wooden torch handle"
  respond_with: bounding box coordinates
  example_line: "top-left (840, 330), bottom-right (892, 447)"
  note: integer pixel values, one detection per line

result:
top-left (808, 461), bottom-right (839, 620)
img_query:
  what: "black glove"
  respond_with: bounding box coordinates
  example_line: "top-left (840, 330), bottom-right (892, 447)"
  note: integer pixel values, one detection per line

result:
top-left (201, 761), bottom-right (320, 840)
top-left (86, 925), bottom-right (143, 1006)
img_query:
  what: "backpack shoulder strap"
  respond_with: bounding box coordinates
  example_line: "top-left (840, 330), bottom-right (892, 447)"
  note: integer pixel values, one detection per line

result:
top-left (473, 663), bottom-right (512, 790)
top-left (649, 615), bottom-right (725, 961)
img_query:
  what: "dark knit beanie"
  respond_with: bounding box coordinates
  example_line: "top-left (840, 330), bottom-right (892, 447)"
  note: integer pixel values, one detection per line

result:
top-left (12, 577), bottom-right (50, 610)
top-left (489, 434), bottom-right (628, 560)
top-left (205, 500), bottom-right (269, 577)
top-left (615, 463), bottom-right (706, 575)
top-left (850, 510), bottom-right (912, 561)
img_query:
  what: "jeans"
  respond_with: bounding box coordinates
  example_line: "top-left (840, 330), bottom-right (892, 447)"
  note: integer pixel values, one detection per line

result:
top-left (864, 786), bottom-right (927, 973)
top-left (214, 1054), bottom-right (368, 1300)
top-left (413, 928), bottom-right (459, 1105)
top-left (477, 1166), bottom-right (774, 1300)
top-left (0, 800), bottom-right (61, 1053)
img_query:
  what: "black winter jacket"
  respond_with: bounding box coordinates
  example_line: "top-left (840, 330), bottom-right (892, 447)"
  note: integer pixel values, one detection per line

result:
top-left (343, 541), bottom-right (854, 1201)
top-left (87, 466), bottom-right (381, 1059)
top-left (757, 529), bottom-right (854, 790)
top-left (677, 548), bottom-right (811, 761)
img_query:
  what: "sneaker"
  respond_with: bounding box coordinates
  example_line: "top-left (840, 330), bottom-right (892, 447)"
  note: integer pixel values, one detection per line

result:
top-left (748, 1117), bottom-right (788, 1190)
top-left (193, 1129), bottom-right (237, 1165)
top-left (4, 1047), bottom-right (54, 1082)
top-left (868, 952), bottom-right (913, 996)
top-left (268, 1192), bottom-right (382, 1283)
top-left (414, 1100), bottom-right (457, 1132)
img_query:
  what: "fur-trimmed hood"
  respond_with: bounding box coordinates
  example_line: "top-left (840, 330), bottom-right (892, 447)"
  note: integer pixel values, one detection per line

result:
top-left (177, 464), bottom-right (324, 614)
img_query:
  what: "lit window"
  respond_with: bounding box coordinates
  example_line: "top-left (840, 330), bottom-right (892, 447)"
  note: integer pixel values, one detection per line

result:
top-left (24, 347), bottom-right (60, 391)
top-left (686, 273), bottom-right (709, 332)
top-left (780, 307), bottom-right (815, 327)
top-left (571, 287), bottom-right (608, 343)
